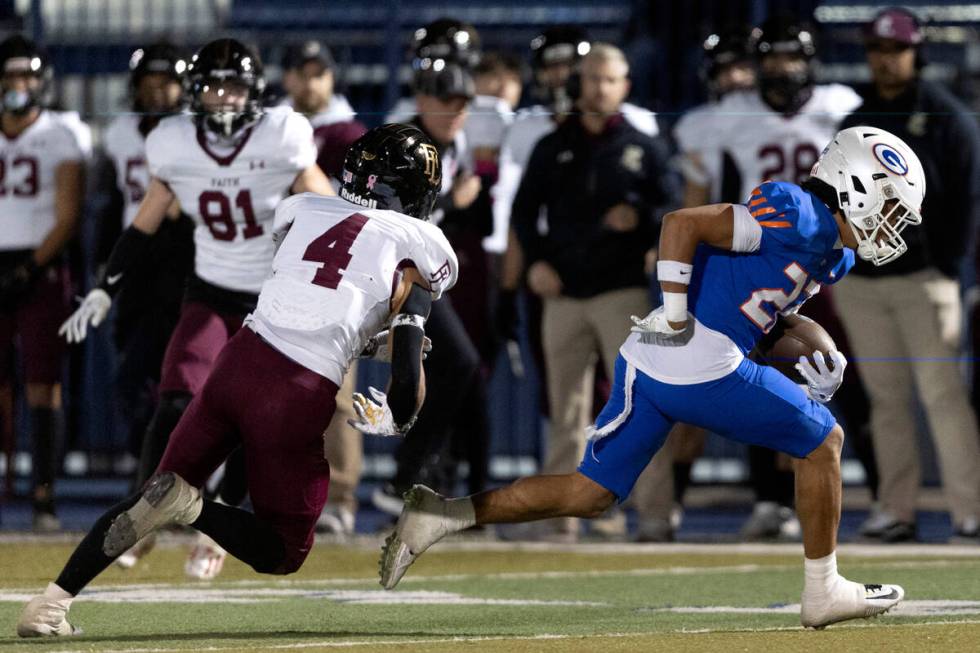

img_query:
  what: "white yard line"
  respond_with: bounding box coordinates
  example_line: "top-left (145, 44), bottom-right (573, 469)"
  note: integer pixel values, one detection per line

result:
top-left (2, 557), bottom-right (976, 598)
top-left (42, 619), bottom-right (980, 653)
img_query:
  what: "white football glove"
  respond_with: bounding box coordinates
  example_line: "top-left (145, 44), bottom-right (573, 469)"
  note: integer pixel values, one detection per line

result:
top-left (795, 350), bottom-right (847, 404)
top-left (58, 288), bottom-right (111, 344)
top-left (358, 330), bottom-right (432, 363)
top-left (629, 307), bottom-right (691, 346)
top-left (348, 387), bottom-right (412, 437)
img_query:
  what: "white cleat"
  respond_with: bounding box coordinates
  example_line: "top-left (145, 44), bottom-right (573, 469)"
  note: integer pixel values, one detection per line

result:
top-left (103, 472), bottom-right (203, 558)
top-left (115, 533), bottom-right (158, 570)
top-left (17, 588), bottom-right (80, 637)
top-left (185, 532), bottom-right (227, 580)
top-left (801, 579), bottom-right (904, 629)
top-left (379, 485), bottom-right (461, 590)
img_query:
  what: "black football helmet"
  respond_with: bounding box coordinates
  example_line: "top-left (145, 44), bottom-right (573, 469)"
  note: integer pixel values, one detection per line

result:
top-left (528, 25), bottom-right (591, 109)
top-left (340, 124), bottom-right (442, 221)
top-left (701, 25), bottom-right (754, 96)
top-left (412, 18), bottom-right (481, 72)
top-left (130, 42), bottom-right (187, 89)
top-left (0, 34), bottom-right (51, 115)
top-left (185, 38), bottom-right (265, 137)
top-left (751, 15), bottom-right (816, 114)
top-left (530, 25), bottom-right (590, 71)
top-left (128, 42), bottom-right (188, 113)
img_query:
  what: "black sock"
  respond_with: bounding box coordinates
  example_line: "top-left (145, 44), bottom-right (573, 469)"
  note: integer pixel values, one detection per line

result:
top-left (31, 407), bottom-right (60, 511)
top-left (215, 447), bottom-right (248, 506)
top-left (192, 500), bottom-right (286, 574)
top-left (136, 392), bottom-right (191, 488)
top-left (673, 462), bottom-right (693, 504)
top-left (55, 494), bottom-right (141, 595)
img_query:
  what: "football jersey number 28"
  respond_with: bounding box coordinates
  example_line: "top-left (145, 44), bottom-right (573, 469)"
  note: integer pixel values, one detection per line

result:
top-left (198, 190), bottom-right (263, 241)
top-left (757, 144), bottom-right (820, 185)
top-left (740, 262), bottom-right (820, 332)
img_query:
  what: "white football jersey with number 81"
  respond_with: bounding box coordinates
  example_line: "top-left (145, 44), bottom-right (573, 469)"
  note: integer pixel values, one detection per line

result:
top-left (147, 106), bottom-right (316, 293)
top-left (246, 193), bottom-right (458, 385)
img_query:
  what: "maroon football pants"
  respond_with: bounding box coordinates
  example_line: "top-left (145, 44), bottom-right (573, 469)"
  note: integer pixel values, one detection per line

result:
top-left (157, 327), bottom-right (338, 572)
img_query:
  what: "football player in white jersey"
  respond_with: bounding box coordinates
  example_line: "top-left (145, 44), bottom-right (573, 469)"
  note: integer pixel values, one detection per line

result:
top-left (0, 35), bottom-right (91, 531)
top-left (674, 25), bottom-right (756, 207)
top-left (61, 38), bottom-right (333, 577)
top-left (280, 40), bottom-right (368, 536)
top-left (99, 43), bottom-right (194, 520)
top-left (17, 123), bottom-right (457, 639)
top-left (696, 18), bottom-right (861, 204)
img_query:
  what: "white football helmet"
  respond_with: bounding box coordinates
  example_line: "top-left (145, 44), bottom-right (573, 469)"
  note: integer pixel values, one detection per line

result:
top-left (810, 126), bottom-right (925, 266)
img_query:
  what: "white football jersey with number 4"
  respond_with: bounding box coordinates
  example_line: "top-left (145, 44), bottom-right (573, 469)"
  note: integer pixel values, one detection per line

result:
top-left (697, 84), bottom-right (861, 201)
top-left (247, 193), bottom-right (458, 385)
top-left (0, 110), bottom-right (91, 251)
top-left (147, 106), bottom-right (316, 293)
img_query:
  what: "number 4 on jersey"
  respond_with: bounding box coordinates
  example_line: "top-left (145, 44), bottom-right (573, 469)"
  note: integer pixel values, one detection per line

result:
top-left (303, 213), bottom-right (369, 289)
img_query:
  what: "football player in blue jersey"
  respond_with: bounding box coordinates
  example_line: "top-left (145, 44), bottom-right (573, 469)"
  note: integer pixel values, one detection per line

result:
top-left (379, 126), bottom-right (926, 629)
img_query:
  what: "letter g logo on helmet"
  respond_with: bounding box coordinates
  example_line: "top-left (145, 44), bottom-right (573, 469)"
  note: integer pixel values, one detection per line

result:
top-left (872, 143), bottom-right (909, 176)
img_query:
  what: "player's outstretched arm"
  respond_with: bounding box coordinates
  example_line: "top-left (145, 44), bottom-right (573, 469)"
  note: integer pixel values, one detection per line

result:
top-left (290, 164), bottom-right (336, 196)
top-left (59, 178), bottom-right (174, 343)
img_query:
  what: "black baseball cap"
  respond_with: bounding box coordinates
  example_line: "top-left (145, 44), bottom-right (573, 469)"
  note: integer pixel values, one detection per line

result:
top-left (283, 41), bottom-right (335, 71)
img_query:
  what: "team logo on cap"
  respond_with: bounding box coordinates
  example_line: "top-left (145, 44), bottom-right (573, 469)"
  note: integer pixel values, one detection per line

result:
top-left (872, 143), bottom-right (909, 176)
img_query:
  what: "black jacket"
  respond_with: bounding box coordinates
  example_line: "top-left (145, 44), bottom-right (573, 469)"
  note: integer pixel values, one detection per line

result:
top-left (512, 113), bottom-right (676, 298)
top-left (840, 79), bottom-right (980, 278)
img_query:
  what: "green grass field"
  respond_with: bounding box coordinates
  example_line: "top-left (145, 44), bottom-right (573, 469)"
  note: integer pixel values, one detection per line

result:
top-left (0, 536), bottom-right (978, 652)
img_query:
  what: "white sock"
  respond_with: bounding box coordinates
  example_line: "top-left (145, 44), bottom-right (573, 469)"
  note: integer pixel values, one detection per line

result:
top-left (43, 582), bottom-right (74, 603)
top-left (803, 551), bottom-right (841, 596)
top-left (445, 497), bottom-right (477, 530)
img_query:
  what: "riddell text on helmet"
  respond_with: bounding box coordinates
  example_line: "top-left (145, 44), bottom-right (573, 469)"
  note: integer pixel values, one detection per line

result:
top-left (340, 187), bottom-right (378, 209)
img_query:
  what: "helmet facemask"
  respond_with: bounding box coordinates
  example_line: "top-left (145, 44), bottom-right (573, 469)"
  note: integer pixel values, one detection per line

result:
top-left (193, 77), bottom-right (261, 138)
top-left (844, 179), bottom-right (922, 266)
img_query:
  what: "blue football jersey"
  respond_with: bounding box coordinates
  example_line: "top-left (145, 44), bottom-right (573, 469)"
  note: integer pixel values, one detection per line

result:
top-left (687, 181), bottom-right (854, 353)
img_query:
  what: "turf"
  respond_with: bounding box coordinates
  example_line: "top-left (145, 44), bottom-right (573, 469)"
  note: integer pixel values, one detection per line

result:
top-left (0, 538), bottom-right (977, 652)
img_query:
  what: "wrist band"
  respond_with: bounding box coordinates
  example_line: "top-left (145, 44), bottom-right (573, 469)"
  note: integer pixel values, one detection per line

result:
top-left (657, 260), bottom-right (694, 285)
top-left (391, 313), bottom-right (425, 330)
top-left (662, 291), bottom-right (688, 323)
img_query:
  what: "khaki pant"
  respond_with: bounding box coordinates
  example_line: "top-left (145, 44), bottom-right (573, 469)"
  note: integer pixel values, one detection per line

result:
top-left (834, 268), bottom-right (980, 525)
top-left (322, 361), bottom-right (362, 513)
top-left (542, 288), bottom-right (669, 530)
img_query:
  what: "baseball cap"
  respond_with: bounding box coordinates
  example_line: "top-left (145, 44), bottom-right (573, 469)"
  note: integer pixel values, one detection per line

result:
top-left (864, 8), bottom-right (923, 46)
top-left (283, 40), bottom-right (335, 71)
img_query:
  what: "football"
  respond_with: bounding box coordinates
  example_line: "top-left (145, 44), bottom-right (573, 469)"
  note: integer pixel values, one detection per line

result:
top-left (754, 313), bottom-right (837, 383)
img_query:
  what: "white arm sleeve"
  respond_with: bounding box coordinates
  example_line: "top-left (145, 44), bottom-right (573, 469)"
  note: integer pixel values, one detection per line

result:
top-left (730, 204), bottom-right (762, 253)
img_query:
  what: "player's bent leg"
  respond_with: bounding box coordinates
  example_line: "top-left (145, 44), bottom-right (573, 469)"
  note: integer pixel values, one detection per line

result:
top-left (380, 473), bottom-right (615, 590)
